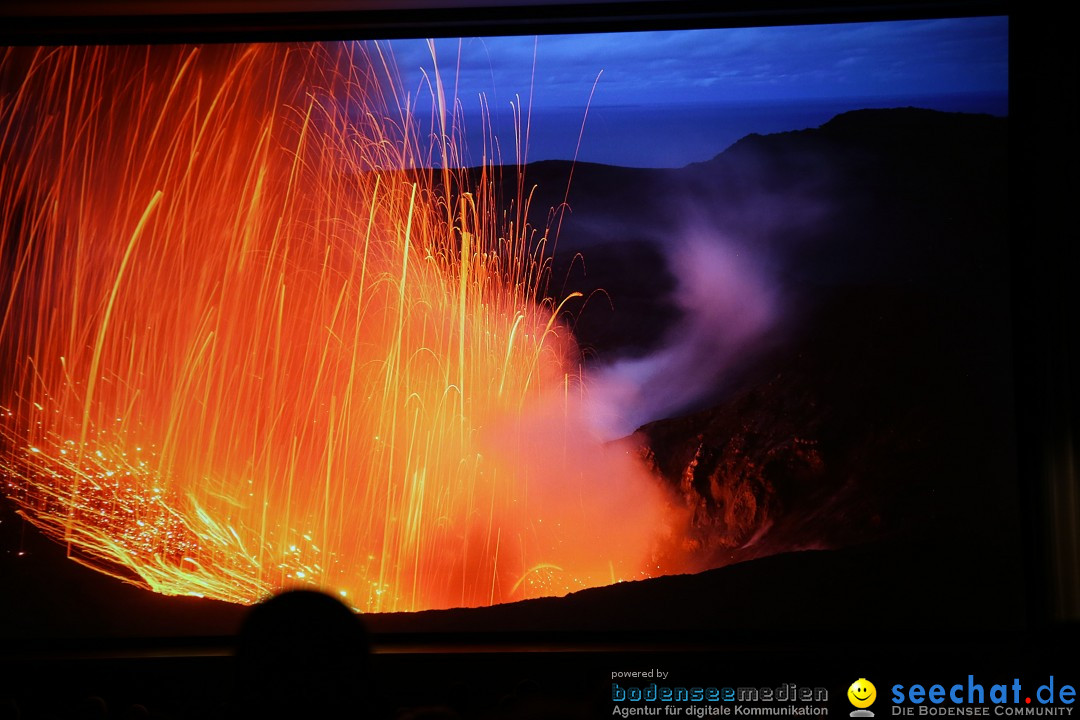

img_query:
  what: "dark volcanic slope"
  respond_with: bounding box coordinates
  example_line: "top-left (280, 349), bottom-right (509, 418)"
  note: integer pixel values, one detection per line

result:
top-left (0, 499), bottom-right (247, 641)
top-left (634, 282), bottom-right (1018, 572)
top-left (630, 108), bottom-right (1014, 562)
top-left (369, 536), bottom-right (1023, 637)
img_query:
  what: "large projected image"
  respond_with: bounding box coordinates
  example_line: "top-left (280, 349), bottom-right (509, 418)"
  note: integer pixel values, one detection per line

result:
top-left (0, 19), bottom-right (1014, 624)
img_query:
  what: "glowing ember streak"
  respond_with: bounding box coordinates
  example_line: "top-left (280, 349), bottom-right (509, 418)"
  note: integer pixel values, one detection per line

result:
top-left (0, 43), bottom-right (677, 611)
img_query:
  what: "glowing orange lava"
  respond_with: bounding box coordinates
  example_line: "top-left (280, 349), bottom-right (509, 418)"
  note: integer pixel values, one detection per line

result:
top-left (0, 43), bottom-right (678, 611)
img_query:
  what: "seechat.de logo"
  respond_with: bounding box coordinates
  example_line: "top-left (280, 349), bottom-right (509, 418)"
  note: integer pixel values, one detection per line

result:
top-left (891, 676), bottom-right (1076, 716)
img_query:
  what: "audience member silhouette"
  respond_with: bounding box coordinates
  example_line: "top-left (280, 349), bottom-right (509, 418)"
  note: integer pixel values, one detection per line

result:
top-left (234, 589), bottom-right (370, 719)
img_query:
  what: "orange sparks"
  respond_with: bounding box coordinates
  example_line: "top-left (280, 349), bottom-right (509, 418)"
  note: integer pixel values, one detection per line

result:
top-left (0, 42), bottom-right (677, 612)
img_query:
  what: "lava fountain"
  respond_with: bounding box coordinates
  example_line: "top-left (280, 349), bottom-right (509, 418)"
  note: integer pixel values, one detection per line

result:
top-left (0, 43), bottom-right (680, 612)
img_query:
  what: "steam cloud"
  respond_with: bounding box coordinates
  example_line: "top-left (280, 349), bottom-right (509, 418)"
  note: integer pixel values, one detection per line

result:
top-left (584, 227), bottom-right (780, 439)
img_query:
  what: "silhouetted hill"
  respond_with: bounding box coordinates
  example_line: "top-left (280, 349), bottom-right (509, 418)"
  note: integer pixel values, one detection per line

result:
top-left (368, 535), bottom-right (1022, 637)
top-left (536, 108), bottom-right (1008, 360)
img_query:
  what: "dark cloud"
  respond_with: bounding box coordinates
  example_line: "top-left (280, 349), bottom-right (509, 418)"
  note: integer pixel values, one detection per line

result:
top-left (382, 17), bottom-right (1007, 110)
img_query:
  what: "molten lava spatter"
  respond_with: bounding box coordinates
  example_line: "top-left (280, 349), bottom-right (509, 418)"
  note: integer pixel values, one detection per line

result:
top-left (0, 43), bottom-right (677, 612)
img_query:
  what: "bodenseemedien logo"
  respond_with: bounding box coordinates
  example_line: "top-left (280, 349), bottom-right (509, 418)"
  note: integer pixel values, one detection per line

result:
top-left (850, 679), bottom-right (878, 717)
top-left (609, 676), bottom-right (829, 717)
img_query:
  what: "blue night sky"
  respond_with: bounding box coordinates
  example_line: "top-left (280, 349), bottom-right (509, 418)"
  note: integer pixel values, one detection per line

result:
top-left (380, 16), bottom-right (1008, 167)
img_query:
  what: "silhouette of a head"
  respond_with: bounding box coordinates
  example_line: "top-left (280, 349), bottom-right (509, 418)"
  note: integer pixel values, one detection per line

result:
top-left (235, 589), bottom-right (370, 718)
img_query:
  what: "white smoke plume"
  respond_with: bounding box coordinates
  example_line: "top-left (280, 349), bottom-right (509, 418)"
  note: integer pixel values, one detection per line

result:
top-left (584, 227), bottom-right (779, 439)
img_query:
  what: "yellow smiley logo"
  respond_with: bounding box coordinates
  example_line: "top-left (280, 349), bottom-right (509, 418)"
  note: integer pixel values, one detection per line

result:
top-left (848, 679), bottom-right (877, 709)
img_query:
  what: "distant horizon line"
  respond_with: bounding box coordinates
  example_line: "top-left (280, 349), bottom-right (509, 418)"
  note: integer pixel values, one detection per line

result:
top-left (445, 90), bottom-right (1009, 114)
top-left (400, 101), bottom-right (1008, 170)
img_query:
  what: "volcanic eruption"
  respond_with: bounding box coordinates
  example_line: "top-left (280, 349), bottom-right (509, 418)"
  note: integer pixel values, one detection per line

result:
top-left (0, 42), bottom-right (683, 613)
